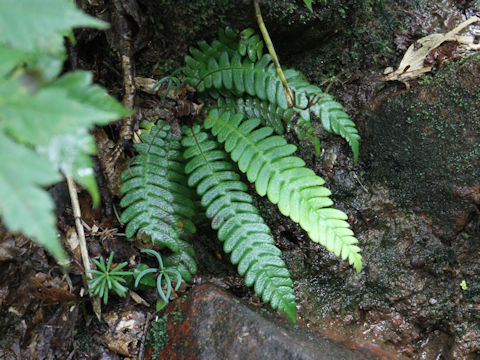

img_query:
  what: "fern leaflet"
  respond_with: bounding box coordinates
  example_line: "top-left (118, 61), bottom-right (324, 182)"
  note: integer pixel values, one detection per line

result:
top-left (204, 109), bottom-right (362, 273)
top-left (182, 125), bottom-right (297, 322)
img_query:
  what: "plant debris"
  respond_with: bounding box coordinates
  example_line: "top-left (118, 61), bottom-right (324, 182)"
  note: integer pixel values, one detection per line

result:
top-left (381, 16), bottom-right (480, 88)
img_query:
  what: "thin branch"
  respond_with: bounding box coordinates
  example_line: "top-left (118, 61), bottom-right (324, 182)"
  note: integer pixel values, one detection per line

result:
top-left (66, 176), bottom-right (101, 319)
top-left (137, 312), bottom-right (153, 360)
top-left (254, 1), bottom-right (294, 108)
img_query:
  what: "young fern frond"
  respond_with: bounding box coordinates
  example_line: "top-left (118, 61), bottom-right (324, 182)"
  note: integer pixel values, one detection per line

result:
top-left (182, 125), bottom-right (297, 322)
top-left (204, 109), bottom-right (362, 273)
top-left (119, 121), bottom-right (197, 256)
top-left (183, 31), bottom-right (360, 161)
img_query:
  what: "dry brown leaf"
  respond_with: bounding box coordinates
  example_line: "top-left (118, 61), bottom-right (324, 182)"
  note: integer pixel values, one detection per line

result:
top-left (381, 16), bottom-right (480, 85)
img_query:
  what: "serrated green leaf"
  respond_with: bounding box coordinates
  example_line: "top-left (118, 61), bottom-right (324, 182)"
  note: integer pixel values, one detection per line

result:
top-left (0, 133), bottom-right (65, 261)
top-left (0, 45), bottom-right (29, 77)
top-left (0, 0), bottom-right (108, 52)
top-left (0, 73), bottom-right (127, 146)
top-left (0, 71), bottom-right (127, 206)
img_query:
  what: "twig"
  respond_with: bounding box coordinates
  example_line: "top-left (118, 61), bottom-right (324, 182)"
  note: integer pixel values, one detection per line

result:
top-left (66, 176), bottom-right (101, 319)
top-left (66, 176), bottom-right (91, 282)
top-left (254, 0), bottom-right (294, 108)
top-left (137, 312), bottom-right (153, 360)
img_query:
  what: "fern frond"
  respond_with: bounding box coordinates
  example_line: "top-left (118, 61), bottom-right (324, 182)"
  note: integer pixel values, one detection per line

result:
top-left (182, 125), bottom-right (297, 322)
top-left (120, 121), bottom-right (197, 254)
top-left (204, 109), bottom-right (362, 273)
top-left (184, 41), bottom-right (359, 160)
top-left (286, 71), bottom-right (360, 162)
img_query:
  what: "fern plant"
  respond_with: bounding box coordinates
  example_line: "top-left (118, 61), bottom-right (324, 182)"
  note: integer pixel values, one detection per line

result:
top-left (120, 27), bottom-right (362, 323)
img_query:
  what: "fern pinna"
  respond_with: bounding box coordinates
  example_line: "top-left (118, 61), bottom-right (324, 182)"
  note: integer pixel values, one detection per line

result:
top-left (120, 27), bottom-right (362, 322)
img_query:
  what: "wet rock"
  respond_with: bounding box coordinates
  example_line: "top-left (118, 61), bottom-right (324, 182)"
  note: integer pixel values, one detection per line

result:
top-left (145, 283), bottom-right (390, 360)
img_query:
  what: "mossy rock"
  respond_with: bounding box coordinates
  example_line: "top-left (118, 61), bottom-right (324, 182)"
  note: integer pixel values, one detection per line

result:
top-left (365, 54), bottom-right (480, 240)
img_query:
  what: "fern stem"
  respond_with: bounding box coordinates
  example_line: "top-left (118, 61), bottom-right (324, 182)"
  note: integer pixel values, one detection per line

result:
top-left (254, 1), bottom-right (294, 108)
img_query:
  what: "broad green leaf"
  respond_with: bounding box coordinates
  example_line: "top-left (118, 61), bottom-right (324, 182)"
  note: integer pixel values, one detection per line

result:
top-left (37, 129), bottom-right (101, 205)
top-left (0, 71), bottom-right (128, 205)
top-left (49, 71), bottom-right (129, 117)
top-left (0, 133), bottom-right (65, 261)
top-left (0, 45), bottom-right (62, 80)
top-left (0, 79), bottom-right (118, 145)
top-left (0, 0), bottom-right (108, 52)
top-left (0, 45), bottom-right (29, 77)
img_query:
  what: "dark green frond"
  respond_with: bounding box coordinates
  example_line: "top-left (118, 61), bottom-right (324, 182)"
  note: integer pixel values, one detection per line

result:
top-left (182, 125), bottom-right (297, 322)
top-left (204, 109), bottom-right (362, 273)
top-left (120, 121), bottom-right (197, 255)
top-left (184, 37), bottom-right (359, 160)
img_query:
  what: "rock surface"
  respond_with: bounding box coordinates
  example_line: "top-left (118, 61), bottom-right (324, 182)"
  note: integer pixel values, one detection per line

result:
top-left (144, 283), bottom-right (392, 360)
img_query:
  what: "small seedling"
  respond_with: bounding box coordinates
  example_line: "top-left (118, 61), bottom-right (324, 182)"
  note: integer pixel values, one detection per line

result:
top-left (134, 249), bottom-right (183, 303)
top-left (87, 252), bottom-right (133, 304)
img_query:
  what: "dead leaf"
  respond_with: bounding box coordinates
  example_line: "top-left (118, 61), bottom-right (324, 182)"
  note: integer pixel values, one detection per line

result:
top-left (129, 289), bottom-right (149, 307)
top-left (30, 273), bottom-right (76, 304)
top-left (102, 310), bottom-right (146, 356)
top-left (381, 16), bottom-right (480, 85)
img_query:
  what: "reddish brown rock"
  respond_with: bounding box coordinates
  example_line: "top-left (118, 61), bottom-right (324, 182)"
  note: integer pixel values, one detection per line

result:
top-left (145, 284), bottom-right (390, 360)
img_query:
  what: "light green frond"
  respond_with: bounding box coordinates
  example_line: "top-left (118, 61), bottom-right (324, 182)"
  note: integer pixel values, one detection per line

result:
top-left (204, 109), bottom-right (362, 272)
top-left (182, 125), bottom-right (297, 322)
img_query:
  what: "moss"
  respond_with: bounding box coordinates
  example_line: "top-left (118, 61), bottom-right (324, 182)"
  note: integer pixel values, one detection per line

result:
top-left (173, 311), bottom-right (184, 324)
top-left (146, 314), bottom-right (169, 357)
top-left (277, 1), bottom-right (397, 83)
top-left (366, 54), bottom-right (480, 222)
